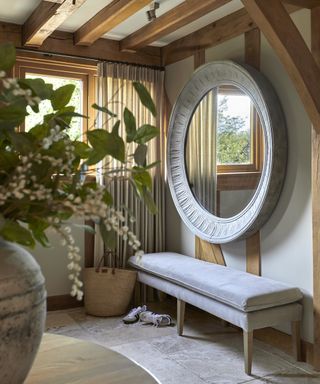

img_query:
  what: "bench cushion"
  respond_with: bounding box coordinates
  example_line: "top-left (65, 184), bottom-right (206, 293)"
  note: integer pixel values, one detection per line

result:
top-left (128, 252), bottom-right (303, 312)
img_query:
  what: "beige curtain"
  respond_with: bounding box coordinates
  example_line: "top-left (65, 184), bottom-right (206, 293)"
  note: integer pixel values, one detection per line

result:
top-left (94, 62), bottom-right (166, 268)
top-left (186, 90), bottom-right (217, 214)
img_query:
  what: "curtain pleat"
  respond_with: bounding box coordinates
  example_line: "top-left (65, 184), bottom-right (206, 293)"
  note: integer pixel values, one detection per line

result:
top-left (186, 90), bottom-right (217, 214)
top-left (94, 62), bottom-right (166, 268)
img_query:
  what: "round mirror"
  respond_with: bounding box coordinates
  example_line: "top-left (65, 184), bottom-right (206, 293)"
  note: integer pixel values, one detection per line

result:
top-left (185, 85), bottom-right (264, 218)
top-left (167, 61), bottom-right (287, 243)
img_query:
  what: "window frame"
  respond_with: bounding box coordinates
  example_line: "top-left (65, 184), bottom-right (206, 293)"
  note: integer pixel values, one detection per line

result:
top-left (14, 53), bottom-right (97, 140)
top-left (216, 85), bottom-right (264, 193)
top-left (216, 85), bottom-right (263, 174)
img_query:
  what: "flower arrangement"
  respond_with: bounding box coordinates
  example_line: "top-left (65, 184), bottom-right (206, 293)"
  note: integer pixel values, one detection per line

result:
top-left (0, 43), bottom-right (159, 300)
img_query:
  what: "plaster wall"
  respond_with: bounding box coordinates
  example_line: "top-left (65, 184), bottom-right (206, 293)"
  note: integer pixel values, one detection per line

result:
top-left (165, 10), bottom-right (313, 342)
top-left (31, 219), bottom-right (85, 297)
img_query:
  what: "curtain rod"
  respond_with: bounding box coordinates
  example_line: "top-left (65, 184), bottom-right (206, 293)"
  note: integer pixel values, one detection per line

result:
top-left (16, 48), bottom-right (165, 71)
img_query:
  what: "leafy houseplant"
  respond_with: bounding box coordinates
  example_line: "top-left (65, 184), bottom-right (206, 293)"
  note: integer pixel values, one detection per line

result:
top-left (0, 42), bottom-right (159, 383)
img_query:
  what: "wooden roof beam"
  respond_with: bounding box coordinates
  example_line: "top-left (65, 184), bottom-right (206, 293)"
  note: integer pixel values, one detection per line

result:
top-left (161, 3), bottom-right (300, 66)
top-left (242, 0), bottom-right (320, 131)
top-left (23, 0), bottom-right (87, 47)
top-left (162, 8), bottom-right (255, 66)
top-left (120, 0), bottom-right (231, 52)
top-left (282, 0), bottom-right (320, 8)
top-left (74, 0), bottom-right (151, 46)
top-left (1, 21), bottom-right (161, 67)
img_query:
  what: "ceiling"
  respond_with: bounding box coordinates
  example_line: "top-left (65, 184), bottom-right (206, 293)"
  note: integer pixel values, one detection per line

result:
top-left (0, 0), bottom-right (243, 46)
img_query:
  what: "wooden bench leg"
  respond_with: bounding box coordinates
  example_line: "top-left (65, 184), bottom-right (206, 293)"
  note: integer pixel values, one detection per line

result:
top-left (291, 321), bottom-right (302, 361)
top-left (134, 281), bottom-right (141, 306)
top-left (243, 330), bottom-right (253, 375)
top-left (141, 283), bottom-right (147, 304)
top-left (177, 299), bottom-right (185, 336)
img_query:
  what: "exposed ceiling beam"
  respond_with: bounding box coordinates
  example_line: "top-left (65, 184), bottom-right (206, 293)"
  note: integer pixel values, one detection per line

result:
top-left (1, 21), bottom-right (161, 67)
top-left (74, 0), bottom-right (151, 46)
top-left (120, 0), bottom-right (231, 52)
top-left (23, 0), bottom-right (87, 47)
top-left (161, 4), bottom-right (300, 66)
top-left (241, 0), bottom-right (320, 131)
top-left (162, 8), bottom-right (255, 66)
top-left (282, 0), bottom-right (320, 8)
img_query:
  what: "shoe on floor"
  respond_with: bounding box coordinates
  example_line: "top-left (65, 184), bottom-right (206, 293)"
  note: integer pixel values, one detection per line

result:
top-left (139, 311), bottom-right (173, 327)
top-left (123, 305), bottom-right (147, 324)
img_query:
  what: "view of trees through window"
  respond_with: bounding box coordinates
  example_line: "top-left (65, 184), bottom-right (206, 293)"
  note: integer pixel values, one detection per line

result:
top-left (25, 73), bottom-right (83, 140)
top-left (216, 93), bottom-right (251, 165)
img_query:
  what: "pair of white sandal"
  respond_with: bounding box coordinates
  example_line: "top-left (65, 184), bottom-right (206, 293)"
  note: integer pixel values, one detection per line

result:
top-left (123, 305), bottom-right (173, 327)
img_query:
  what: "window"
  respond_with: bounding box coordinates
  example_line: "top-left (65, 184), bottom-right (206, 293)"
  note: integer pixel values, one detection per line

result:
top-left (216, 85), bottom-right (263, 174)
top-left (25, 74), bottom-right (83, 140)
top-left (14, 54), bottom-right (97, 140)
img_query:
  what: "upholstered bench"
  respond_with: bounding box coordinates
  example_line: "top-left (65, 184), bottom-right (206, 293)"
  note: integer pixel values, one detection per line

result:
top-left (128, 252), bottom-right (303, 375)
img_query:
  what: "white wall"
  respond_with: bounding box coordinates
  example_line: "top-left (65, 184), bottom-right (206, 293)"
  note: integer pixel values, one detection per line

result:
top-left (165, 10), bottom-right (313, 342)
top-left (31, 219), bottom-right (85, 297)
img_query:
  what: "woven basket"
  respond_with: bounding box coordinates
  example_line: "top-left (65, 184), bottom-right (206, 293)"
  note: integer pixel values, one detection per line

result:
top-left (84, 267), bottom-right (137, 317)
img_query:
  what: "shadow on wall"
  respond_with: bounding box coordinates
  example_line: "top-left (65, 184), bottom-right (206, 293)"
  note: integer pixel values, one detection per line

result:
top-left (165, 183), bottom-right (183, 253)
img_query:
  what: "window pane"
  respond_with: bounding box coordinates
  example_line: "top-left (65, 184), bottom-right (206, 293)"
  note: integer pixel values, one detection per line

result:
top-left (216, 93), bottom-right (251, 165)
top-left (25, 73), bottom-right (83, 141)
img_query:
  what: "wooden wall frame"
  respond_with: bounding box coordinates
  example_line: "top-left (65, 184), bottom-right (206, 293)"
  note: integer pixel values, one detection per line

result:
top-left (245, 28), bottom-right (261, 276)
top-left (311, 5), bottom-right (320, 371)
top-left (193, 48), bottom-right (226, 266)
top-left (241, 0), bottom-right (320, 131)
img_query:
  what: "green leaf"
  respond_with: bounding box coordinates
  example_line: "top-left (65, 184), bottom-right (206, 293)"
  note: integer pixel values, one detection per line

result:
top-left (134, 144), bottom-right (147, 166)
top-left (57, 210), bottom-right (73, 221)
top-left (29, 220), bottom-right (50, 247)
top-left (123, 108), bottom-right (136, 143)
top-left (7, 131), bottom-right (35, 155)
top-left (85, 150), bottom-right (105, 166)
top-left (53, 107), bottom-right (76, 129)
top-left (18, 78), bottom-right (52, 100)
top-left (73, 141), bottom-right (91, 158)
top-left (144, 160), bottom-right (160, 169)
top-left (133, 82), bottom-right (156, 117)
top-left (142, 188), bottom-right (158, 214)
top-left (51, 84), bottom-right (75, 110)
top-left (134, 124), bottom-right (159, 144)
top-left (87, 129), bottom-right (125, 163)
top-left (29, 123), bottom-right (50, 140)
top-left (132, 166), bottom-right (152, 190)
top-left (99, 221), bottom-right (116, 249)
top-left (92, 103), bottom-right (117, 117)
top-left (0, 151), bottom-right (19, 170)
top-left (0, 42), bottom-right (16, 71)
top-left (103, 189), bottom-right (113, 205)
top-left (0, 105), bottom-right (28, 124)
top-left (0, 221), bottom-right (35, 247)
top-left (112, 120), bottom-right (121, 135)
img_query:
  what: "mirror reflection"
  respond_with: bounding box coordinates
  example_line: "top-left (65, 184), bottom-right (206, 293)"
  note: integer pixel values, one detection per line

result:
top-left (185, 85), bottom-right (264, 218)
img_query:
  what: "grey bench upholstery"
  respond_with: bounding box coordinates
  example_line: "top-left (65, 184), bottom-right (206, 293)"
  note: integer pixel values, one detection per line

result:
top-left (129, 252), bottom-right (303, 375)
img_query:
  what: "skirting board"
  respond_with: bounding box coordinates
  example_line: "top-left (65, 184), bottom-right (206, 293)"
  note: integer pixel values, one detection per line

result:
top-left (47, 294), bottom-right (83, 311)
top-left (254, 327), bottom-right (313, 365)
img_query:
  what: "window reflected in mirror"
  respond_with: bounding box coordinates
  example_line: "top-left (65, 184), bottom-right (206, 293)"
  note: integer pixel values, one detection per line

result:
top-left (185, 85), bottom-right (264, 218)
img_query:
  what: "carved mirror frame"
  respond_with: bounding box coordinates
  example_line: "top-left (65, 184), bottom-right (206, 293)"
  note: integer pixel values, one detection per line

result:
top-left (167, 61), bottom-right (287, 243)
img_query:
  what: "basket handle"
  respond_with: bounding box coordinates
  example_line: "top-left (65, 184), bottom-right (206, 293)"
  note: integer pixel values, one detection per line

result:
top-left (95, 250), bottom-right (116, 274)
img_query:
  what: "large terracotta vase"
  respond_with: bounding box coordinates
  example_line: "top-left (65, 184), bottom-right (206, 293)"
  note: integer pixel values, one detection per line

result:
top-left (0, 240), bottom-right (46, 383)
